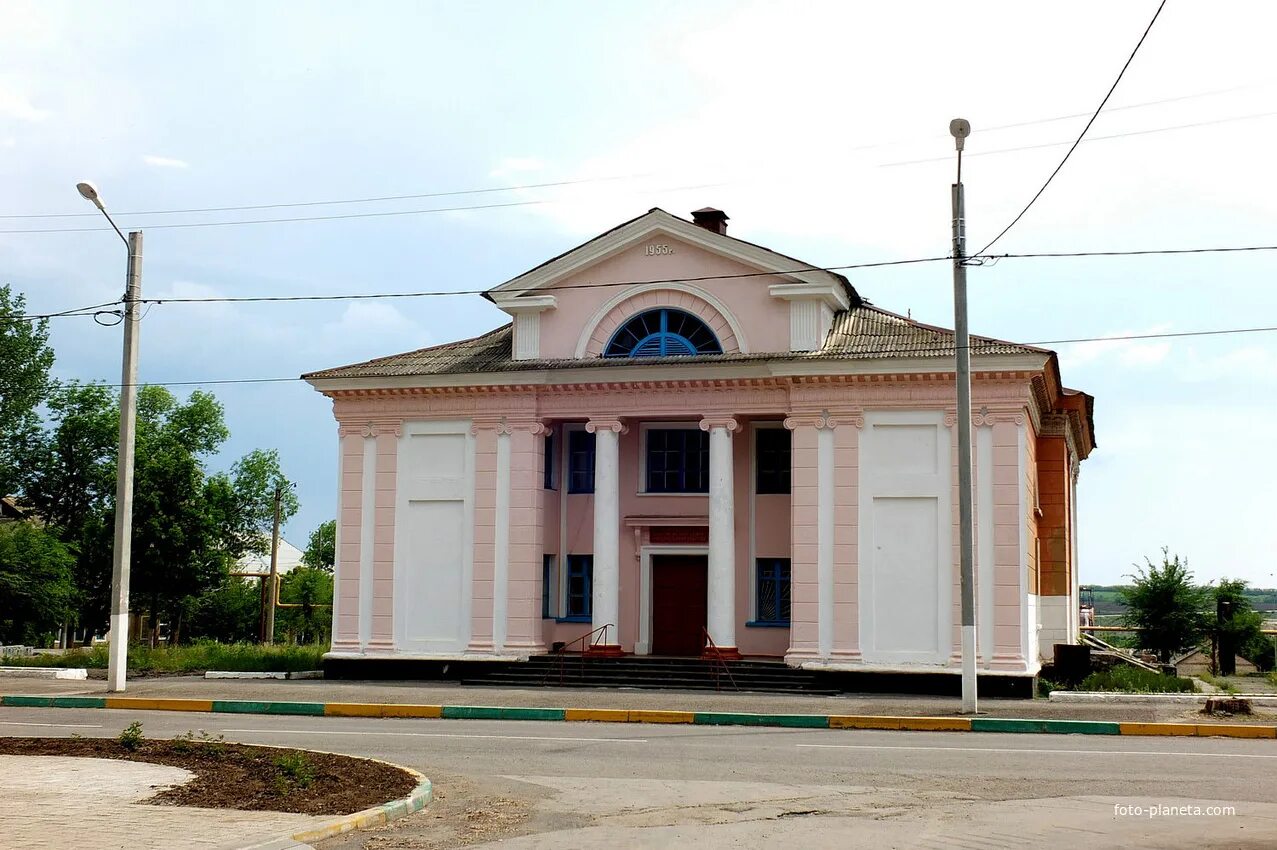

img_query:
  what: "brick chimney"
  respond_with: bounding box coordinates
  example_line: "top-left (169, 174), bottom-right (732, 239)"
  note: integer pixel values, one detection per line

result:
top-left (691, 207), bottom-right (728, 235)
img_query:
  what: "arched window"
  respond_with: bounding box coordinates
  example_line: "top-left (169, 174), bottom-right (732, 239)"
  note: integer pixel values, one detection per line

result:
top-left (603, 308), bottom-right (723, 358)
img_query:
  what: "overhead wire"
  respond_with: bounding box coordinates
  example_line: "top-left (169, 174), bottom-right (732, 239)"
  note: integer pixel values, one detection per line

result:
top-left (75, 322), bottom-right (1277, 390)
top-left (976, 0), bottom-right (1169, 255)
top-left (8, 243), bottom-right (1277, 320)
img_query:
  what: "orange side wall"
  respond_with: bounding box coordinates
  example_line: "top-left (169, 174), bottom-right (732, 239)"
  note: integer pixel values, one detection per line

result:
top-left (1035, 434), bottom-right (1070, 598)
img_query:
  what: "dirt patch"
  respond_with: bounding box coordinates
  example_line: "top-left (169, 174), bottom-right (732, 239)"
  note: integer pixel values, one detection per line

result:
top-left (0, 736), bottom-right (417, 816)
top-left (319, 773), bottom-right (578, 850)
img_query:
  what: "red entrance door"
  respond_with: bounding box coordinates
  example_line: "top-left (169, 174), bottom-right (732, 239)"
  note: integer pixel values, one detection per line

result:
top-left (651, 555), bottom-right (708, 656)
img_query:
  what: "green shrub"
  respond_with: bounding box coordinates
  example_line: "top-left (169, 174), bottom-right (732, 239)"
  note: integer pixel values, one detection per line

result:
top-left (1, 640), bottom-right (325, 673)
top-left (1079, 666), bottom-right (1197, 694)
top-left (1036, 677), bottom-right (1060, 698)
top-left (118, 720), bottom-right (144, 751)
top-left (273, 751), bottom-right (316, 793)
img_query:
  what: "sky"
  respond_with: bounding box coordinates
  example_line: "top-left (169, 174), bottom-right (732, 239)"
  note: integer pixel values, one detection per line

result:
top-left (2, 1), bottom-right (1276, 586)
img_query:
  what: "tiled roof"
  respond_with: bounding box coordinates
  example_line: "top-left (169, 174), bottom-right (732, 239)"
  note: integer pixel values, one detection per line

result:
top-left (303, 305), bottom-right (1048, 381)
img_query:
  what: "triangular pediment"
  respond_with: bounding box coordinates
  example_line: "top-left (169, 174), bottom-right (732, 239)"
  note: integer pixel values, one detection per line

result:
top-left (484, 208), bottom-right (856, 309)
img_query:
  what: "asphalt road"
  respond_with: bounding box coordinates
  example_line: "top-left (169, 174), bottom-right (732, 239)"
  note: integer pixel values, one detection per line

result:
top-left (3, 706), bottom-right (1276, 849)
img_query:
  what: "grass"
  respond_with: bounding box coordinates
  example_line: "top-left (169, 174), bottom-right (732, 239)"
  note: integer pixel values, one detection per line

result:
top-left (0, 640), bottom-right (325, 673)
top-left (1197, 672), bottom-right (1240, 694)
top-left (1078, 665), bottom-right (1198, 694)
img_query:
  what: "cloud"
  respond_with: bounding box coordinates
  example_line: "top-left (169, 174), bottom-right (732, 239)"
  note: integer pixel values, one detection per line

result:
top-left (1060, 326), bottom-right (1174, 370)
top-left (142, 154), bottom-right (189, 169)
top-left (0, 83), bottom-right (49, 122)
top-left (1181, 344), bottom-right (1277, 385)
top-left (489, 157), bottom-right (546, 179)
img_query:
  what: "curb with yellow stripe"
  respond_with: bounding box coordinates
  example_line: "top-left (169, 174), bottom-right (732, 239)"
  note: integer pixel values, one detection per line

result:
top-left (2, 695), bottom-right (1274, 739)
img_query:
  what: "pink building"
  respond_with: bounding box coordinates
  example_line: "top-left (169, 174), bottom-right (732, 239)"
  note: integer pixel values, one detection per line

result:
top-left (305, 207), bottom-right (1095, 685)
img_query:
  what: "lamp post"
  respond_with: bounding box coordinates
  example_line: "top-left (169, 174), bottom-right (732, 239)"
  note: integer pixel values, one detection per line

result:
top-left (947, 121), bottom-right (978, 715)
top-left (77, 181), bottom-right (142, 693)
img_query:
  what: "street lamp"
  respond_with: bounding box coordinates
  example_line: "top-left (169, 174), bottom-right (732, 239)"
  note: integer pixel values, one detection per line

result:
top-left (77, 181), bottom-right (143, 693)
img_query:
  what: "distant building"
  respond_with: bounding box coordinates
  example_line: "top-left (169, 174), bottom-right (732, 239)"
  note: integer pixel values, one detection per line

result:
top-left (1174, 648), bottom-right (1259, 676)
top-left (235, 538), bottom-right (305, 577)
top-left (305, 207), bottom-right (1096, 684)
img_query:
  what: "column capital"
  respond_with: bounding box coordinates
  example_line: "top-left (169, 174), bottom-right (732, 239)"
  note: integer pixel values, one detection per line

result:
top-left (699, 415), bottom-right (739, 432)
top-left (586, 417), bottom-right (628, 435)
top-left (496, 418), bottom-right (551, 436)
top-left (971, 405), bottom-right (1026, 427)
top-left (339, 419), bottom-right (402, 438)
top-left (783, 409), bottom-right (848, 430)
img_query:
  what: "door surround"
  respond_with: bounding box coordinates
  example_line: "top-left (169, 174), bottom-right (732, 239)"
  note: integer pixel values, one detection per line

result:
top-left (636, 545), bottom-right (709, 655)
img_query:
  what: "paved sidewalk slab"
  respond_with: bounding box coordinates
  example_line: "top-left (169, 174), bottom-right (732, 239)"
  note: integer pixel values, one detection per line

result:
top-left (0, 755), bottom-right (325, 850)
top-left (5, 674), bottom-right (1277, 724)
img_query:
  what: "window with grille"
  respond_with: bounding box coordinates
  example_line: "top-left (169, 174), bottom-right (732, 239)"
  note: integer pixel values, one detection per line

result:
top-left (645, 428), bottom-right (710, 493)
top-left (567, 430), bottom-right (595, 494)
top-left (755, 427), bottom-right (791, 494)
top-left (564, 555), bottom-right (593, 620)
top-left (755, 558), bottom-right (791, 625)
top-left (603, 308), bottom-right (723, 358)
top-left (542, 555), bottom-right (557, 619)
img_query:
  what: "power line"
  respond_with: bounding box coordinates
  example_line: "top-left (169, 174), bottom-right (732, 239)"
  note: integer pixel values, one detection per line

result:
top-left (977, 0), bottom-right (1169, 255)
top-left (11, 243), bottom-right (1277, 321)
top-left (137, 256), bottom-right (950, 305)
top-left (79, 322), bottom-right (1277, 389)
top-left (0, 173), bottom-right (650, 220)
top-left (0, 299), bottom-right (125, 324)
top-left (882, 110), bottom-right (1277, 167)
top-left (0, 181), bottom-right (730, 235)
top-left (137, 243), bottom-right (1277, 307)
top-left (9, 79), bottom-right (1263, 223)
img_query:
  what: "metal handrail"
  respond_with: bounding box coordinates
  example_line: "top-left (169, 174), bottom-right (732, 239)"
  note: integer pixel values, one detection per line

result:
top-left (700, 627), bottom-right (738, 692)
top-left (544, 623), bottom-right (614, 686)
top-left (1083, 625), bottom-right (1277, 635)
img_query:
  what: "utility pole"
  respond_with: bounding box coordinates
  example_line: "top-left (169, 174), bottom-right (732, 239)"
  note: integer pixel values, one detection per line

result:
top-left (105, 230), bottom-right (143, 692)
top-left (264, 484), bottom-right (283, 644)
top-left (76, 182), bottom-right (140, 693)
top-left (950, 119), bottom-right (978, 714)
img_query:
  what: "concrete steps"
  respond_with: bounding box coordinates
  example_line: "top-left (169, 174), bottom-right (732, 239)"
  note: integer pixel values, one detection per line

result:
top-left (461, 655), bottom-right (840, 695)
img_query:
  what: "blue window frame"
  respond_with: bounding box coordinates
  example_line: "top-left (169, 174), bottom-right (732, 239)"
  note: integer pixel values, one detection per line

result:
top-left (755, 427), bottom-right (791, 494)
top-left (753, 558), bottom-right (791, 625)
top-left (543, 433), bottom-right (556, 490)
top-left (542, 555), bottom-right (556, 619)
top-left (563, 555), bottom-right (592, 621)
top-left (603, 308), bottom-right (723, 358)
top-left (568, 430), bottom-right (595, 494)
top-left (645, 428), bottom-right (709, 493)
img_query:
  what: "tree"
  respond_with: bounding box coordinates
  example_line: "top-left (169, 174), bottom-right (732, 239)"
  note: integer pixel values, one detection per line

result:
top-left (1214, 578), bottom-right (1267, 670)
top-left (1120, 549), bottom-right (1211, 664)
top-left (0, 522), bottom-right (74, 645)
top-left (301, 520), bottom-right (335, 572)
top-left (276, 566), bottom-right (333, 644)
top-left (21, 382), bottom-right (119, 635)
top-left (184, 577), bottom-right (261, 643)
top-left (128, 386), bottom-right (232, 643)
top-left (0, 285), bottom-right (57, 497)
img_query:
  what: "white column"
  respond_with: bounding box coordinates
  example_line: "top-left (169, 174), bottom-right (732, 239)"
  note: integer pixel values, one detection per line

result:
top-left (702, 416), bottom-right (739, 655)
top-left (817, 424), bottom-right (834, 658)
top-left (587, 418), bottom-right (625, 650)
top-left (358, 432), bottom-right (376, 650)
top-left (492, 427), bottom-right (511, 652)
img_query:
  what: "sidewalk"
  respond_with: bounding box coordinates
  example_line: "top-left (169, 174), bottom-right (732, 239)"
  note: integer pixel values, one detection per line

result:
top-left (0, 754), bottom-right (325, 850)
top-left (5, 674), bottom-right (1273, 724)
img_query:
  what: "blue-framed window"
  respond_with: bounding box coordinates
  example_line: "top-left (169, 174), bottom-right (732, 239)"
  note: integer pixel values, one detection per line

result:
top-left (568, 430), bottom-right (595, 494)
top-left (543, 433), bottom-right (556, 490)
top-left (645, 428), bottom-right (709, 493)
top-left (754, 558), bottom-right (791, 625)
top-left (563, 555), bottom-right (592, 621)
top-left (603, 308), bottom-right (723, 358)
top-left (755, 427), bottom-right (791, 494)
top-left (542, 555), bottom-right (556, 619)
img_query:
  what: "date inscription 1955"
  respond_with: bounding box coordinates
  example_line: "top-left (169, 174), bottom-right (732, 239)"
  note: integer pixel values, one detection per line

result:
top-left (644, 243), bottom-right (675, 256)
